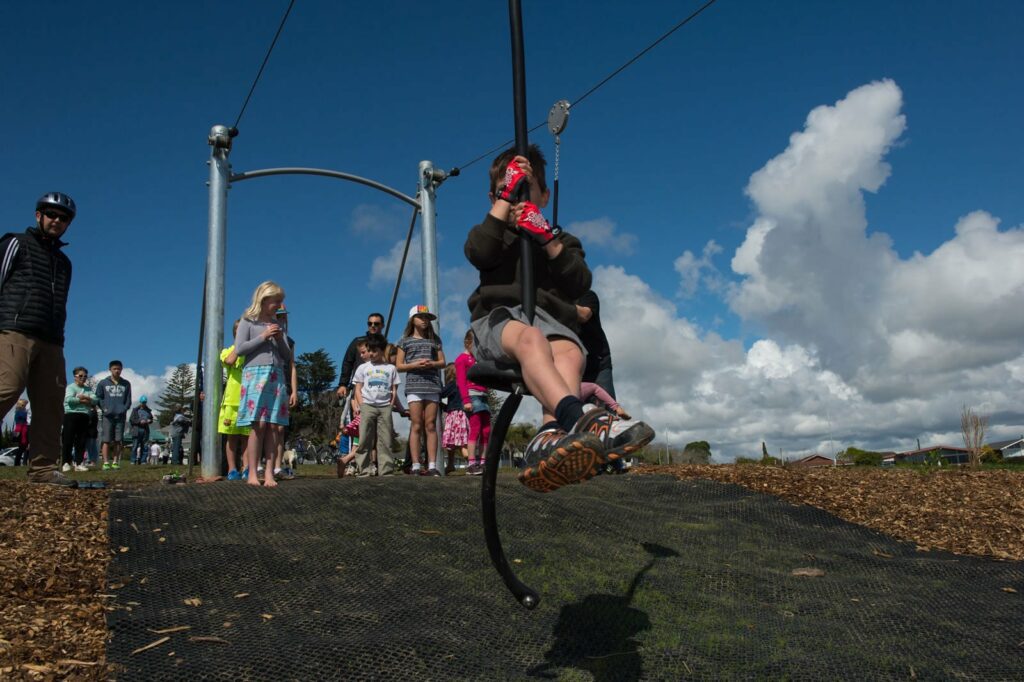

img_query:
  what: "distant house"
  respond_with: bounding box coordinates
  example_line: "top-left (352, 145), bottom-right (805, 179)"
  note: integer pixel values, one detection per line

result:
top-left (987, 437), bottom-right (1024, 460)
top-left (895, 445), bottom-right (970, 466)
top-left (789, 453), bottom-right (835, 468)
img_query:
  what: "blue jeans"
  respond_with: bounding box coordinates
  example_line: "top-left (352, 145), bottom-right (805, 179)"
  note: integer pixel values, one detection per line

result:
top-left (132, 429), bottom-right (149, 464)
top-left (171, 434), bottom-right (184, 465)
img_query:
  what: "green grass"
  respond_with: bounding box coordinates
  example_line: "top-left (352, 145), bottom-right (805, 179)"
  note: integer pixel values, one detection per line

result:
top-left (0, 462), bottom-right (511, 485)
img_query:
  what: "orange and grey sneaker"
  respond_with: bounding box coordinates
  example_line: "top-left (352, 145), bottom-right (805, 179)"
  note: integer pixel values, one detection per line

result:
top-left (517, 426), bottom-right (607, 493)
top-left (571, 407), bottom-right (656, 460)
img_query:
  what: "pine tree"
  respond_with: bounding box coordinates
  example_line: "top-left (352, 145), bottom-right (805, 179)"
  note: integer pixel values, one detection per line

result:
top-left (291, 348), bottom-right (340, 444)
top-left (295, 349), bottom-right (337, 400)
top-left (156, 363), bottom-right (196, 427)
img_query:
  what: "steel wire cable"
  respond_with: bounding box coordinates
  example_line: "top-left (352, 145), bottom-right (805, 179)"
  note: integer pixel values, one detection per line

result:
top-left (453, 0), bottom-right (720, 173)
top-left (232, 0), bottom-right (298, 131)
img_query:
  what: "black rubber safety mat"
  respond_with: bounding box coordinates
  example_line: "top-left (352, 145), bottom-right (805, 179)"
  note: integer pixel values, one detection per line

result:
top-left (107, 475), bottom-right (1023, 680)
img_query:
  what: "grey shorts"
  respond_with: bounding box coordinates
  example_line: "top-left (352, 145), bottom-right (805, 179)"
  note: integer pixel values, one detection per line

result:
top-left (101, 415), bottom-right (126, 443)
top-left (470, 305), bottom-right (586, 367)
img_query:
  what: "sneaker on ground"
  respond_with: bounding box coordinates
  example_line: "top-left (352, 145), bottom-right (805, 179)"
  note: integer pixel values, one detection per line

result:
top-left (257, 466), bottom-right (264, 475)
top-left (241, 467), bottom-right (249, 478)
top-left (371, 464), bottom-right (378, 476)
top-left (517, 426), bottom-right (607, 493)
top-left (61, 463), bottom-right (72, 473)
top-left (423, 468), bottom-right (441, 477)
top-left (571, 407), bottom-right (655, 460)
top-left (280, 467), bottom-right (295, 480)
top-left (466, 462), bottom-right (484, 476)
top-left (344, 464), bottom-right (357, 476)
top-left (30, 470), bottom-right (79, 488)
top-left (102, 462), bottom-right (112, 471)
top-left (74, 464), bottom-right (89, 472)
top-left (111, 461), bottom-right (120, 470)
top-left (227, 470), bottom-right (242, 481)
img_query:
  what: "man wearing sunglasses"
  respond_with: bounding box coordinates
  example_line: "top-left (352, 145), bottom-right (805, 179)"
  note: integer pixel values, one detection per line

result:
top-left (0, 192), bottom-right (77, 486)
top-left (336, 313), bottom-right (386, 399)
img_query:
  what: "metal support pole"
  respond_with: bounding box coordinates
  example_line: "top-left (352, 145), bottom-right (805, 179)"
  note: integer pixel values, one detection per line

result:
top-left (419, 160), bottom-right (444, 475)
top-left (202, 124), bottom-right (232, 480)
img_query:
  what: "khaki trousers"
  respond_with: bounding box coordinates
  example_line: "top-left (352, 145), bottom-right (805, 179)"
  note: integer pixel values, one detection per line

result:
top-left (0, 331), bottom-right (66, 478)
top-left (353, 403), bottom-right (395, 475)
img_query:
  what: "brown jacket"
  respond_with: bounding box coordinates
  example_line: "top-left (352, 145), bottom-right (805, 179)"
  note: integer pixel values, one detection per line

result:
top-left (464, 214), bottom-right (592, 330)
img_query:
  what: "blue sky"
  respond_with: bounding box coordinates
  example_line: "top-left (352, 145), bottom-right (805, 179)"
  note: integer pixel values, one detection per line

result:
top-left (2, 1), bottom-right (1022, 459)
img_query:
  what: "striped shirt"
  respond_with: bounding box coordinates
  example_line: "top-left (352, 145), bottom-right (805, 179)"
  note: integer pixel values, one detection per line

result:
top-left (397, 335), bottom-right (442, 397)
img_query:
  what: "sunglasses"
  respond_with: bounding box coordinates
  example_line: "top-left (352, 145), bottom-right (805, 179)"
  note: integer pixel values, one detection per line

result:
top-left (74, 374), bottom-right (87, 378)
top-left (367, 321), bottom-right (382, 327)
top-left (42, 210), bottom-right (72, 222)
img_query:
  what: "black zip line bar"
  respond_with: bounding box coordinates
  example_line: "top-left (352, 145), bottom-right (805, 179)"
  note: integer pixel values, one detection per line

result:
top-left (478, 0), bottom-right (541, 612)
top-left (453, 0), bottom-right (720, 173)
top-left (233, 0), bottom-right (297, 131)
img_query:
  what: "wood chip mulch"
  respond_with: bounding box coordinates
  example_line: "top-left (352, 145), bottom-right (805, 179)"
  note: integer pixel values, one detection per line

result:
top-left (3, 467), bottom-right (1023, 678)
top-left (636, 464), bottom-right (1024, 561)
top-left (0, 481), bottom-right (112, 680)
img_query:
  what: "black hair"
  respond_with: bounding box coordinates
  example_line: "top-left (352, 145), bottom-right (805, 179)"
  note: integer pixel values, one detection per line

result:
top-left (489, 143), bottom-right (547, 195)
top-left (367, 312), bottom-right (385, 323)
top-left (364, 333), bottom-right (387, 352)
top-left (109, 360), bottom-right (123, 369)
top-left (73, 366), bottom-right (88, 376)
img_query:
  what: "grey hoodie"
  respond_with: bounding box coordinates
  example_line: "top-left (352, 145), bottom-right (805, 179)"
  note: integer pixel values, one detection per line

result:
top-left (95, 377), bottom-right (132, 418)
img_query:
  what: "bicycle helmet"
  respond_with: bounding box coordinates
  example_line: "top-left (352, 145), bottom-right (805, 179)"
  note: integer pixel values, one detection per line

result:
top-left (35, 192), bottom-right (76, 218)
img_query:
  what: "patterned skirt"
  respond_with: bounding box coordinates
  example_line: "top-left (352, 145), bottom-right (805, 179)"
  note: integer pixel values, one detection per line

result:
top-left (236, 364), bottom-right (290, 427)
top-left (442, 409), bottom-right (469, 448)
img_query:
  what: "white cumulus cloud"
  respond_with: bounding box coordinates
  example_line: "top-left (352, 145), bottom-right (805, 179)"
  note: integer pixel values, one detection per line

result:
top-left (567, 217), bottom-right (638, 255)
top-left (593, 79), bottom-right (1024, 460)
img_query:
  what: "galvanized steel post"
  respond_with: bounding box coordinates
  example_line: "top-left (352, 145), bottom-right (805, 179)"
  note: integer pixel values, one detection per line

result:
top-left (203, 125), bottom-right (231, 480)
top-left (418, 160), bottom-right (443, 474)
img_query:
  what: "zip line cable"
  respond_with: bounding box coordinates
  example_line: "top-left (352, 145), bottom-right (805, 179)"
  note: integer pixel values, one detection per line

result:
top-left (232, 0), bottom-right (297, 132)
top-left (453, 0), bottom-right (720, 172)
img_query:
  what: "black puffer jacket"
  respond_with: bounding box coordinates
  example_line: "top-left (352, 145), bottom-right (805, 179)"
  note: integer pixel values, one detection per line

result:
top-left (0, 227), bottom-right (73, 345)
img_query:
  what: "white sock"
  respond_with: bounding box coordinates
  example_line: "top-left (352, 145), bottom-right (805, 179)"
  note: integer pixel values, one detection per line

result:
top-left (412, 463), bottom-right (421, 471)
top-left (428, 463), bottom-right (437, 470)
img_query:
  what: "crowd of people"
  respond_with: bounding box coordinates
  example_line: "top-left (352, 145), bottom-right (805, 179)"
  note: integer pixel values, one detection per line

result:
top-left (5, 145), bottom-right (654, 492)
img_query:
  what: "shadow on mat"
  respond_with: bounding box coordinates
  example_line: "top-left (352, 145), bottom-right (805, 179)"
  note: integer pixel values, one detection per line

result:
top-left (528, 542), bottom-right (679, 681)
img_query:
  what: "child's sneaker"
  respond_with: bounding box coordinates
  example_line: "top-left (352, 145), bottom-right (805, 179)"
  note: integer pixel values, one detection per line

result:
top-left (102, 462), bottom-right (112, 471)
top-left (571, 407), bottom-right (655, 460)
top-left (227, 470), bottom-right (242, 481)
top-left (111, 461), bottom-right (120, 470)
top-left (466, 462), bottom-right (484, 476)
top-left (517, 426), bottom-right (606, 493)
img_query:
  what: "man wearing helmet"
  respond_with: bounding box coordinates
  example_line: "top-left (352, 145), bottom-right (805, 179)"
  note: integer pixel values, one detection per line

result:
top-left (0, 192), bottom-right (77, 486)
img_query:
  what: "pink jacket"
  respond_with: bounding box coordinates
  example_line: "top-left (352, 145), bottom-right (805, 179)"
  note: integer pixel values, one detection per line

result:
top-left (455, 352), bottom-right (487, 404)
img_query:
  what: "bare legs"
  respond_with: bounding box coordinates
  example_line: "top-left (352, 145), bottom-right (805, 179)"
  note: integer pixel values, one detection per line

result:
top-left (244, 423), bottom-right (284, 487)
top-left (500, 322), bottom-right (584, 423)
top-left (408, 401), bottom-right (440, 469)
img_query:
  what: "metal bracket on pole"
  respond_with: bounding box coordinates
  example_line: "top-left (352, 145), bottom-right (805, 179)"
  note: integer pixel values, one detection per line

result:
top-left (202, 125), bottom-right (231, 480)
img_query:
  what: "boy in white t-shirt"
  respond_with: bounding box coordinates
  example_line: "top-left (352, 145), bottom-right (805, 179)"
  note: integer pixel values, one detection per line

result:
top-left (352, 334), bottom-right (400, 476)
